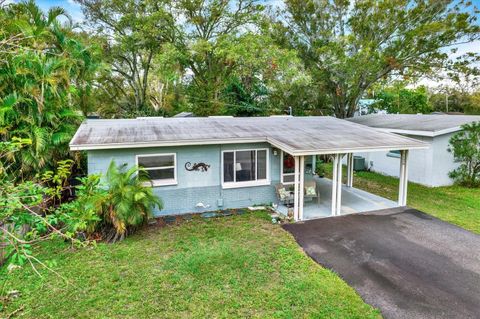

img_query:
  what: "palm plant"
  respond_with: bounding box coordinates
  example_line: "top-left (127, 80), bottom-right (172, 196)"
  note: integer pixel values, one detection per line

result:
top-left (0, 1), bottom-right (96, 181)
top-left (100, 161), bottom-right (163, 242)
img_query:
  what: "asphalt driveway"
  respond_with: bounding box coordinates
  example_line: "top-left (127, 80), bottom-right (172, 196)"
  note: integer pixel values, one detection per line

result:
top-left (283, 207), bottom-right (480, 319)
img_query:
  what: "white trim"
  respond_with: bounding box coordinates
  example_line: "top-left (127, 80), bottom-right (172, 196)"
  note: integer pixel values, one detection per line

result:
top-left (335, 154), bottom-right (343, 216)
top-left (220, 148), bottom-right (270, 189)
top-left (299, 156), bottom-right (305, 221)
top-left (376, 126), bottom-right (462, 137)
top-left (346, 153), bottom-right (354, 187)
top-left (222, 180), bottom-right (271, 189)
top-left (398, 150), bottom-right (409, 206)
top-left (70, 138), bottom-right (267, 151)
top-left (330, 154), bottom-right (344, 216)
top-left (311, 155), bottom-right (316, 174)
top-left (266, 136), bottom-right (428, 156)
top-left (70, 136), bottom-right (428, 155)
top-left (331, 155), bottom-right (338, 216)
top-left (135, 153), bottom-right (177, 187)
top-left (293, 156), bottom-right (300, 222)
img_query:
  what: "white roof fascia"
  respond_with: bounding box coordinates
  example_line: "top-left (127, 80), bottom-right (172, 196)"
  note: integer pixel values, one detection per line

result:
top-left (377, 126), bottom-right (462, 137)
top-left (285, 144), bottom-right (429, 156)
top-left (265, 137), bottom-right (428, 156)
top-left (71, 136), bottom-right (429, 154)
top-left (69, 137), bottom-right (269, 151)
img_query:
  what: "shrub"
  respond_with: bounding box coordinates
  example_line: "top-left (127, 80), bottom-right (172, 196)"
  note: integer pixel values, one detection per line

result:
top-left (448, 122), bottom-right (480, 187)
top-left (97, 161), bottom-right (163, 242)
top-left (56, 175), bottom-right (104, 237)
top-left (1, 157), bottom-right (93, 268)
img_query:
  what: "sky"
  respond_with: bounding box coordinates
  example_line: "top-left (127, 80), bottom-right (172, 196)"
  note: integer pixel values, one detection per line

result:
top-left (6, 0), bottom-right (480, 89)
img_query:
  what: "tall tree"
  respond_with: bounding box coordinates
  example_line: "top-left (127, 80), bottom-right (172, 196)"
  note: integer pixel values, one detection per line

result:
top-left (170, 1), bottom-right (307, 116)
top-left (273, 0), bottom-right (480, 118)
top-left (76, 0), bottom-right (306, 117)
top-left (173, 0), bottom-right (265, 115)
top-left (76, 0), bottom-right (175, 115)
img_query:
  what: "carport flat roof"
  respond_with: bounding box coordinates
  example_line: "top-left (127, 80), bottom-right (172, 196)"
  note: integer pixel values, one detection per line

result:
top-left (347, 114), bottom-right (480, 137)
top-left (69, 116), bottom-right (427, 155)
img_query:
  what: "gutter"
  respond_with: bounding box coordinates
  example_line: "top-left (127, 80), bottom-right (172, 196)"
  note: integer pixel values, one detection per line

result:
top-left (375, 126), bottom-right (462, 137)
top-left (70, 136), bottom-right (429, 155)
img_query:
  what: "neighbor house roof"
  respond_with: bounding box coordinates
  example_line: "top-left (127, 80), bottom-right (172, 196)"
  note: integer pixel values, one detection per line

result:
top-left (347, 114), bottom-right (480, 137)
top-left (69, 116), bottom-right (427, 155)
top-left (173, 112), bottom-right (194, 118)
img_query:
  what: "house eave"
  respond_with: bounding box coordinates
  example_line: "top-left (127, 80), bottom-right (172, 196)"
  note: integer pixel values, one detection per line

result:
top-left (69, 137), bottom-right (269, 151)
top-left (283, 145), bottom-right (429, 156)
top-left (70, 136), bottom-right (429, 154)
top-left (377, 127), bottom-right (462, 137)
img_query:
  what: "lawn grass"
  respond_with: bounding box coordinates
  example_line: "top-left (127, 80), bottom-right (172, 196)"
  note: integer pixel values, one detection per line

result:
top-left (1, 211), bottom-right (380, 319)
top-left (325, 163), bottom-right (480, 234)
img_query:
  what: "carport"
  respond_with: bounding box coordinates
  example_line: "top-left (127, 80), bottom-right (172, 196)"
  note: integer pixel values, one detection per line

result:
top-left (275, 175), bottom-right (398, 219)
top-left (265, 119), bottom-right (428, 221)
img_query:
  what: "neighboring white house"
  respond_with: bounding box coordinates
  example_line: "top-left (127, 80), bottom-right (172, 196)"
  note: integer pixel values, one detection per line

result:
top-left (347, 114), bottom-right (480, 187)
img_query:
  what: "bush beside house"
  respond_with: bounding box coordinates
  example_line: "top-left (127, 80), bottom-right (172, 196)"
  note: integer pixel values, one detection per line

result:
top-left (448, 122), bottom-right (480, 187)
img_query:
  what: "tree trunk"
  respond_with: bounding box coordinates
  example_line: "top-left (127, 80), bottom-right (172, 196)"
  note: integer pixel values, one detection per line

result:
top-left (332, 90), bottom-right (363, 119)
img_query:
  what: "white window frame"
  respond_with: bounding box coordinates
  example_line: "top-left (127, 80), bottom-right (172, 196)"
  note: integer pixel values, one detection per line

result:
top-left (135, 153), bottom-right (177, 187)
top-left (221, 148), bottom-right (270, 189)
top-left (280, 150), bottom-right (295, 185)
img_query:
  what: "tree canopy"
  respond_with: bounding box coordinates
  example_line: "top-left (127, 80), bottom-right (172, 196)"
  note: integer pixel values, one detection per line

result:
top-left (0, 1), bottom-right (101, 180)
top-left (372, 85), bottom-right (432, 114)
top-left (272, 0), bottom-right (480, 118)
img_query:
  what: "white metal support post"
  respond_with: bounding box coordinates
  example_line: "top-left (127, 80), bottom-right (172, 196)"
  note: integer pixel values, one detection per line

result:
top-left (398, 150), bottom-right (409, 206)
top-left (299, 156), bottom-right (305, 221)
top-left (311, 155), bottom-right (316, 174)
top-left (331, 154), bottom-right (339, 216)
top-left (293, 155), bottom-right (300, 221)
top-left (335, 154), bottom-right (343, 216)
top-left (346, 153), bottom-right (354, 187)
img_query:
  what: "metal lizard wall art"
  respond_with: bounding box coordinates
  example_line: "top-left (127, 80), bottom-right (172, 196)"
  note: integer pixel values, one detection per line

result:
top-left (185, 162), bottom-right (211, 172)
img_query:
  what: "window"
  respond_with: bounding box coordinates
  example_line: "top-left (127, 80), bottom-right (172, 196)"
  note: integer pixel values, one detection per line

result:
top-left (222, 149), bottom-right (269, 188)
top-left (136, 153), bottom-right (176, 186)
top-left (387, 150), bottom-right (401, 158)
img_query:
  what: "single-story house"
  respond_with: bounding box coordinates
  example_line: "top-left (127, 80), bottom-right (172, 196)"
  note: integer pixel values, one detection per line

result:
top-left (69, 116), bottom-right (427, 221)
top-left (347, 114), bottom-right (480, 187)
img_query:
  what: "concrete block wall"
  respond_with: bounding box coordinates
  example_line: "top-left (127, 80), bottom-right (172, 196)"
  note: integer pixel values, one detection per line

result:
top-left (87, 143), bottom-right (281, 215)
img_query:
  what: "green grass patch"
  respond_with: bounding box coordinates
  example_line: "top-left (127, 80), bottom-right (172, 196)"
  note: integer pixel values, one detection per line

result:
top-left (325, 163), bottom-right (480, 234)
top-left (1, 211), bottom-right (380, 318)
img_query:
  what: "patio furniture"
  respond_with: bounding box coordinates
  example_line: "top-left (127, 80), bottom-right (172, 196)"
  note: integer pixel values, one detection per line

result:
top-left (304, 180), bottom-right (320, 204)
top-left (275, 183), bottom-right (294, 207)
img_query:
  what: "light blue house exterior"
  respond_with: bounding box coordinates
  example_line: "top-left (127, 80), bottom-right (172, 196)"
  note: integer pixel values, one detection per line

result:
top-left (71, 117), bottom-right (426, 220)
top-left (87, 142), bottom-right (295, 215)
